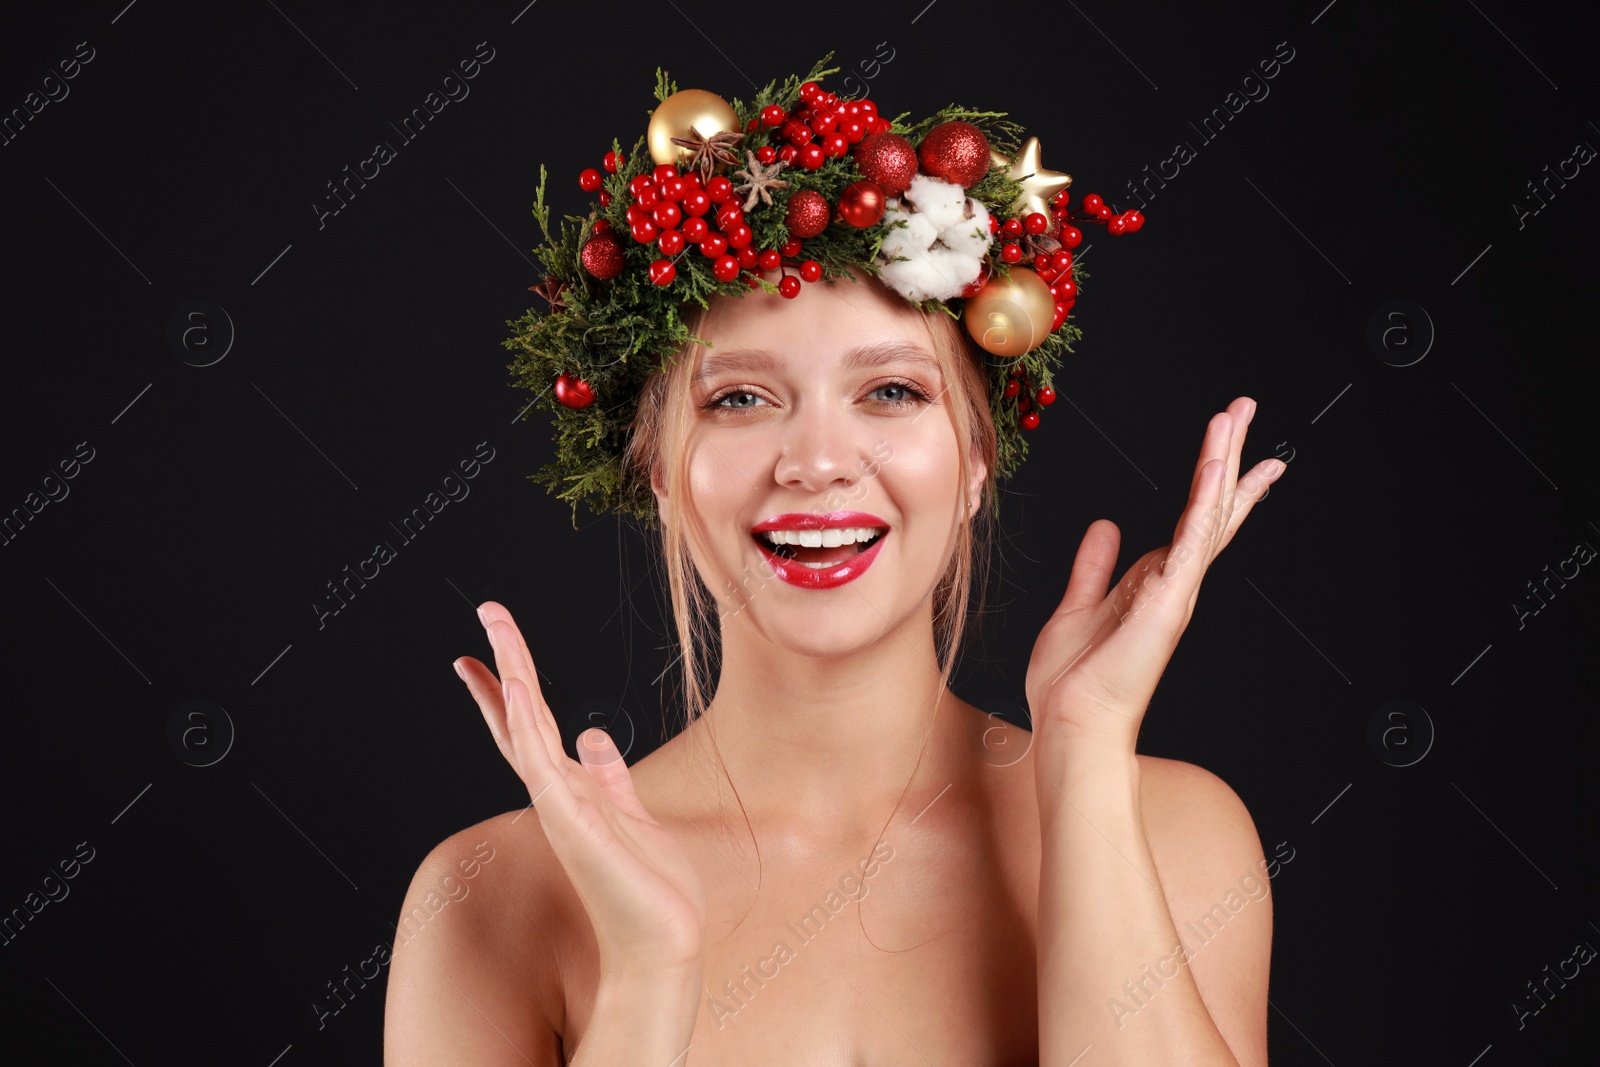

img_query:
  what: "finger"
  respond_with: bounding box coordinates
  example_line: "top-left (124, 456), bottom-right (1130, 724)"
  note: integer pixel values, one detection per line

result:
top-left (1213, 456), bottom-right (1285, 555)
top-left (455, 656), bottom-right (510, 752)
top-left (575, 728), bottom-right (656, 825)
top-left (1159, 458), bottom-right (1226, 599)
top-left (1055, 519), bottom-right (1121, 616)
top-left (483, 622), bottom-right (570, 771)
top-left (503, 676), bottom-right (576, 818)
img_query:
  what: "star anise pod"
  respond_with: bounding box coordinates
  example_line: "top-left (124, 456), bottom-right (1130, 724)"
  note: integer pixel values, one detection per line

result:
top-left (529, 276), bottom-right (569, 313)
top-left (670, 124), bottom-right (744, 183)
top-left (1019, 229), bottom-right (1063, 261)
top-left (732, 151), bottom-right (791, 212)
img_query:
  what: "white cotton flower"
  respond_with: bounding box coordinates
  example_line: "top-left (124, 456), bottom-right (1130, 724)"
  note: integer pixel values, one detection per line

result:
top-left (876, 174), bottom-right (993, 302)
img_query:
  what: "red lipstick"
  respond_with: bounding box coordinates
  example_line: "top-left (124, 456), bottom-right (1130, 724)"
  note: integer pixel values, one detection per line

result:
top-left (750, 511), bottom-right (889, 590)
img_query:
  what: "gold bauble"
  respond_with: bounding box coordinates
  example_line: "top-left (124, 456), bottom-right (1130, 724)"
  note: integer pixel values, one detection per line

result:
top-left (647, 89), bottom-right (740, 166)
top-left (990, 136), bottom-right (1073, 221)
top-left (963, 268), bottom-right (1056, 358)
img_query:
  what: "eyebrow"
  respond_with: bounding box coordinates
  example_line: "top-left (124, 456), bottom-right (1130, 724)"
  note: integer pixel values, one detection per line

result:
top-left (693, 341), bottom-right (941, 384)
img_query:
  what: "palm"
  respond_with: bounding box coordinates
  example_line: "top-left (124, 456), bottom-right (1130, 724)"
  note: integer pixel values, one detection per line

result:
top-left (1025, 399), bottom-right (1281, 746)
top-left (462, 603), bottom-right (707, 972)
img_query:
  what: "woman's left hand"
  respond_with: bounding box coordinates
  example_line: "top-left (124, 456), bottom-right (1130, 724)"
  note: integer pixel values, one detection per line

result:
top-left (1025, 396), bottom-right (1285, 752)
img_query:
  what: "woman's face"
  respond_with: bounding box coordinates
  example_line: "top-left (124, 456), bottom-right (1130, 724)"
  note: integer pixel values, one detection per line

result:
top-left (655, 270), bottom-right (986, 658)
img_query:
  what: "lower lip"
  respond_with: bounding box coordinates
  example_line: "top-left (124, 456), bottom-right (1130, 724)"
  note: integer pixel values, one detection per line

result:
top-left (753, 534), bottom-right (886, 590)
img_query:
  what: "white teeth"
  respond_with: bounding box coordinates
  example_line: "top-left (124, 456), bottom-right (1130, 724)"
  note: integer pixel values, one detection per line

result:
top-left (761, 526), bottom-right (884, 546)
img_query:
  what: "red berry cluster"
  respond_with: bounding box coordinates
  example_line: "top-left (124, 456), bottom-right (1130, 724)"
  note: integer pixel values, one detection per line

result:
top-left (1003, 370), bottom-right (1058, 430)
top-left (758, 80), bottom-right (890, 173)
top-left (617, 163), bottom-right (767, 288)
top-left (576, 80), bottom-right (899, 301)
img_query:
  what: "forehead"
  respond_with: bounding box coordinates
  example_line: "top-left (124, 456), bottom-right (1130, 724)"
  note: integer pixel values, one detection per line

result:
top-left (692, 340), bottom-right (942, 384)
top-left (692, 274), bottom-right (942, 382)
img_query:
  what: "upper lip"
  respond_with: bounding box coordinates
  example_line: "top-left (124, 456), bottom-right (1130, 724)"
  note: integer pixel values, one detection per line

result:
top-left (751, 511), bottom-right (889, 533)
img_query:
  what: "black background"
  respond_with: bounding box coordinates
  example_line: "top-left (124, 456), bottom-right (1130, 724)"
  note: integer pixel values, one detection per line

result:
top-left (2, 1), bottom-right (1597, 1063)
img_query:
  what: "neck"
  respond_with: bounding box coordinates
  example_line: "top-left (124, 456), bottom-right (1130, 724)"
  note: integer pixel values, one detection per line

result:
top-left (682, 601), bottom-right (975, 836)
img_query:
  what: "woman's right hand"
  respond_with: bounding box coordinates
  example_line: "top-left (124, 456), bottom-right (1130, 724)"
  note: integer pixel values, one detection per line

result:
top-left (456, 601), bottom-right (708, 979)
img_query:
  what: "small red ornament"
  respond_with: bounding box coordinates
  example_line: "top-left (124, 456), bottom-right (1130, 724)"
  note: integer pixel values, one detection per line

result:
top-left (658, 229), bottom-right (685, 256)
top-left (628, 174), bottom-right (653, 198)
top-left (1003, 218), bottom-right (1024, 236)
top-left (1017, 396), bottom-right (1031, 412)
top-left (579, 168), bottom-right (603, 193)
top-left (715, 204), bottom-right (743, 230)
top-left (652, 202), bottom-right (682, 230)
top-left (1023, 212), bottom-right (1049, 235)
top-left (851, 132), bottom-right (919, 197)
top-left (779, 144), bottom-right (799, 165)
top-left (959, 260), bottom-right (991, 298)
top-left (918, 121), bottom-right (991, 188)
top-left (779, 275), bottom-right (802, 299)
top-left (1020, 411), bottom-right (1040, 430)
top-left (700, 233), bottom-right (728, 258)
top-left (725, 222), bottom-right (753, 249)
top-left (1000, 243), bottom-right (1022, 264)
top-left (758, 249), bottom-right (781, 271)
top-left (712, 255), bottom-right (741, 282)
top-left (780, 237), bottom-right (803, 258)
top-left (593, 219), bottom-right (612, 234)
top-left (554, 372), bottom-right (596, 408)
top-left (603, 151), bottom-right (622, 173)
top-left (1059, 225), bottom-right (1083, 248)
top-left (581, 232), bottom-right (626, 278)
top-left (648, 259), bottom-right (676, 287)
top-left (1107, 214), bottom-right (1128, 235)
top-left (1123, 209), bottom-right (1145, 232)
top-left (681, 191), bottom-right (711, 217)
top-left (1081, 193), bottom-right (1105, 215)
top-left (736, 245), bottom-right (759, 268)
top-left (800, 259), bottom-right (822, 282)
top-left (652, 163), bottom-right (677, 183)
top-left (1052, 250), bottom-right (1073, 272)
top-left (706, 176), bottom-right (733, 203)
top-left (822, 132), bottom-right (849, 158)
top-left (761, 104), bottom-right (787, 127)
top-left (785, 190), bottom-right (831, 238)
top-left (838, 180), bottom-right (886, 228)
top-left (757, 145), bottom-right (779, 165)
top-left (682, 217), bottom-right (709, 243)
top-left (799, 80), bottom-right (821, 101)
top-left (1004, 379), bottom-right (1020, 398)
top-left (799, 143), bottom-right (826, 170)
top-left (1036, 385), bottom-right (1057, 406)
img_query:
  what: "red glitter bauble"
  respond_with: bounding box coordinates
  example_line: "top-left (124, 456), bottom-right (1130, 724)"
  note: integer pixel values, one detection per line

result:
top-left (837, 180), bottom-right (886, 228)
top-left (554, 372), bottom-right (595, 409)
top-left (917, 121), bottom-right (992, 188)
top-left (852, 132), bottom-right (919, 197)
top-left (580, 232), bottom-right (626, 279)
top-left (785, 189), bottom-right (831, 239)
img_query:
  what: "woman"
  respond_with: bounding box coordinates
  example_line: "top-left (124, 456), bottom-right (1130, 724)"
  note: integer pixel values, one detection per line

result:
top-left (385, 63), bottom-right (1283, 1066)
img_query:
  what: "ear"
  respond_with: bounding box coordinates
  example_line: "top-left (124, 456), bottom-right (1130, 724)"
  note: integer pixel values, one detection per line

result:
top-left (966, 448), bottom-right (990, 515)
top-left (650, 459), bottom-right (670, 527)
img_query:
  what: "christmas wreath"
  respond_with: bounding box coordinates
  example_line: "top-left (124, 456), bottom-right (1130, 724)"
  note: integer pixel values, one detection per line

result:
top-left (503, 53), bottom-right (1143, 530)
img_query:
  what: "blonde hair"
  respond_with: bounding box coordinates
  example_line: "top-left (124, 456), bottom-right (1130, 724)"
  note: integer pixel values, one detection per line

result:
top-left (622, 273), bottom-right (999, 739)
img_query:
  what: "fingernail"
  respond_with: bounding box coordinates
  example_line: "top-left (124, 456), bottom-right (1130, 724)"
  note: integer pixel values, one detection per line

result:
top-left (476, 606), bottom-right (488, 626)
top-left (452, 660), bottom-right (466, 681)
top-left (1267, 459), bottom-right (1286, 479)
top-left (502, 678), bottom-right (511, 705)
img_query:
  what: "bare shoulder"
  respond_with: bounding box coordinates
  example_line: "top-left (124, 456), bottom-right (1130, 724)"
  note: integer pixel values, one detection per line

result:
top-left (1135, 754), bottom-right (1272, 1067)
top-left (383, 809), bottom-right (569, 1067)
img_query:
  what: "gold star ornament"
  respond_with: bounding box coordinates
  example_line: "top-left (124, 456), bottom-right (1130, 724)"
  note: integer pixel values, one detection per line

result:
top-left (990, 137), bottom-right (1072, 222)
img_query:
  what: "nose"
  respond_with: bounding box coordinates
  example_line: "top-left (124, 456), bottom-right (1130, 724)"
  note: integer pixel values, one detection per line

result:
top-left (771, 395), bottom-right (869, 499)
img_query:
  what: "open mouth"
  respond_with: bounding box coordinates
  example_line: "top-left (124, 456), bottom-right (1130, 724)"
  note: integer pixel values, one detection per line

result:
top-left (752, 526), bottom-right (887, 570)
